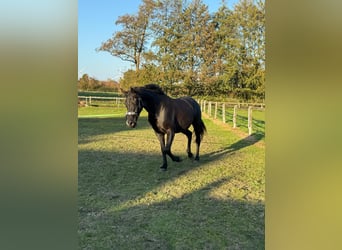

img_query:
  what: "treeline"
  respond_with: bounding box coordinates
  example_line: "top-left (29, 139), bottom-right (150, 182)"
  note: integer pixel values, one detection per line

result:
top-left (78, 74), bottom-right (120, 92)
top-left (98, 0), bottom-right (265, 101)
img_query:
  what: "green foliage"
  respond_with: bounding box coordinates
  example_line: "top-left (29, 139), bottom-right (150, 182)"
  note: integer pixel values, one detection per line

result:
top-left (78, 74), bottom-right (120, 92)
top-left (118, 70), bottom-right (139, 91)
top-left (99, 0), bottom-right (265, 101)
top-left (119, 65), bottom-right (162, 91)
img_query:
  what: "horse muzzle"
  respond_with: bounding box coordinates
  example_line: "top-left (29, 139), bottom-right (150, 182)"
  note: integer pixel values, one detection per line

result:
top-left (126, 120), bottom-right (137, 128)
top-left (126, 111), bottom-right (139, 128)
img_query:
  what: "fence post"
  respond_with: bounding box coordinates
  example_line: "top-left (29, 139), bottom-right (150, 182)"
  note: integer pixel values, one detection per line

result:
top-left (222, 103), bottom-right (225, 123)
top-left (233, 105), bottom-right (237, 128)
top-left (248, 106), bottom-right (252, 135)
top-left (89, 96), bottom-right (92, 105)
top-left (208, 101), bottom-right (212, 117)
top-left (214, 102), bottom-right (218, 119)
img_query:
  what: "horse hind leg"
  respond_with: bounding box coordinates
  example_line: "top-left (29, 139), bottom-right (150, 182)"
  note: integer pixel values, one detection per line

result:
top-left (194, 132), bottom-right (201, 161)
top-left (193, 122), bottom-right (204, 161)
top-left (183, 129), bottom-right (193, 158)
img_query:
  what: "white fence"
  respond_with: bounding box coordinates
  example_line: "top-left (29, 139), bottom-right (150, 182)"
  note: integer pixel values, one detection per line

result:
top-left (198, 100), bottom-right (265, 135)
top-left (78, 95), bottom-right (264, 136)
top-left (78, 96), bottom-right (125, 107)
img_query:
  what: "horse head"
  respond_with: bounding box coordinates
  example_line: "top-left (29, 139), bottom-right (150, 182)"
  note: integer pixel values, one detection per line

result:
top-left (124, 87), bottom-right (143, 128)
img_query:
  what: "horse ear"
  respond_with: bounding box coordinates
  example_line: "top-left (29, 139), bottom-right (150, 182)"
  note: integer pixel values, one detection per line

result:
top-left (120, 88), bottom-right (128, 96)
top-left (130, 87), bottom-right (138, 94)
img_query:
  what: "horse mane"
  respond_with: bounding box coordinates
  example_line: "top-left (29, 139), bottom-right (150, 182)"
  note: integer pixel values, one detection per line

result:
top-left (143, 84), bottom-right (165, 95)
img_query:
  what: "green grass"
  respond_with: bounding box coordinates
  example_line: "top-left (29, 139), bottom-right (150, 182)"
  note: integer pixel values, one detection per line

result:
top-left (78, 106), bottom-right (126, 117)
top-left (78, 107), bottom-right (265, 249)
top-left (227, 109), bottom-right (265, 137)
top-left (210, 105), bottom-right (265, 140)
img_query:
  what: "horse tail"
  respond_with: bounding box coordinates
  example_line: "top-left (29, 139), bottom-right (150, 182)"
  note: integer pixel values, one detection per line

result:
top-left (197, 118), bottom-right (206, 140)
top-left (194, 103), bottom-right (206, 141)
top-left (188, 97), bottom-right (206, 142)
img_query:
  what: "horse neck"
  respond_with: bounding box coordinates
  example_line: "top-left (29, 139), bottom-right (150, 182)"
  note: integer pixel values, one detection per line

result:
top-left (138, 90), bottom-right (164, 114)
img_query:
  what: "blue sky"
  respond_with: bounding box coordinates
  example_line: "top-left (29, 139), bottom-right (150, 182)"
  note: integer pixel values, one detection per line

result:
top-left (78, 0), bottom-right (238, 81)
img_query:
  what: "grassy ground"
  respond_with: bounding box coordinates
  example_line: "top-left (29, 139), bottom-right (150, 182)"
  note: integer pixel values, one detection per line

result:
top-left (78, 107), bottom-right (265, 249)
top-left (212, 107), bottom-right (265, 139)
top-left (78, 106), bottom-right (124, 117)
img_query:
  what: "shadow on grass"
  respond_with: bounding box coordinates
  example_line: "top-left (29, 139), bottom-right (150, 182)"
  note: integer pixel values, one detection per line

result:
top-left (114, 186), bottom-right (264, 249)
top-left (200, 132), bottom-right (264, 164)
top-left (79, 114), bottom-right (264, 249)
top-left (79, 148), bottom-right (264, 249)
top-left (235, 114), bottom-right (265, 135)
top-left (78, 116), bottom-right (151, 144)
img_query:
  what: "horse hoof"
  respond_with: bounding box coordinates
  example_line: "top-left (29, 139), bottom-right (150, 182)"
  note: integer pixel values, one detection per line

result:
top-left (160, 165), bottom-right (167, 171)
top-left (194, 156), bottom-right (199, 161)
top-left (173, 156), bottom-right (181, 162)
top-left (188, 152), bottom-right (194, 158)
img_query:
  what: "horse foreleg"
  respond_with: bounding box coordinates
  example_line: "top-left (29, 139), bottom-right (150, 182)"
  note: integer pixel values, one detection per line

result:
top-left (156, 133), bottom-right (168, 170)
top-left (165, 130), bottom-right (181, 162)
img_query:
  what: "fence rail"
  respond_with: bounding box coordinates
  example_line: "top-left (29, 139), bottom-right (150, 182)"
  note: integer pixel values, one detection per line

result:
top-left (77, 95), bottom-right (264, 136)
top-left (78, 96), bottom-right (125, 107)
top-left (198, 100), bottom-right (265, 136)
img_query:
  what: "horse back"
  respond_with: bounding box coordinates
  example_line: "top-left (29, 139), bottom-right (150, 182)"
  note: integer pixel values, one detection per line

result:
top-left (177, 96), bottom-right (201, 115)
top-left (149, 95), bottom-right (202, 133)
top-left (173, 96), bottom-right (201, 129)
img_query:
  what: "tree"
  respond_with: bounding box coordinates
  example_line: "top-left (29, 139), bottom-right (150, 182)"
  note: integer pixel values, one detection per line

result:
top-left (78, 73), bottom-right (90, 90)
top-left (232, 0), bottom-right (265, 101)
top-left (212, 0), bottom-right (265, 100)
top-left (180, 0), bottom-right (212, 95)
top-left (97, 0), bottom-right (156, 71)
top-left (151, 0), bottom-right (186, 94)
top-left (152, 0), bottom-right (212, 96)
top-left (98, 0), bottom-right (265, 101)
top-left (119, 69), bottom-right (139, 91)
top-left (78, 74), bottom-right (119, 91)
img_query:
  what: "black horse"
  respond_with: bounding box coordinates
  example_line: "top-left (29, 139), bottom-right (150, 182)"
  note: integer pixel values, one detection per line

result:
top-left (124, 84), bottom-right (206, 170)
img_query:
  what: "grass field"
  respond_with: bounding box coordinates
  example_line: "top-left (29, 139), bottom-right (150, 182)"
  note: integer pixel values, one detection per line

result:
top-left (207, 105), bottom-right (265, 139)
top-left (78, 106), bottom-right (265, 249)
top-left (227, 109), bottom-right (265, 138)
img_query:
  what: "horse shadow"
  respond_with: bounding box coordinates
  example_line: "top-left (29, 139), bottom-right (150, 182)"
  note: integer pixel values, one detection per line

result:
top-left (200, 133), bottom-right (264, 164)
